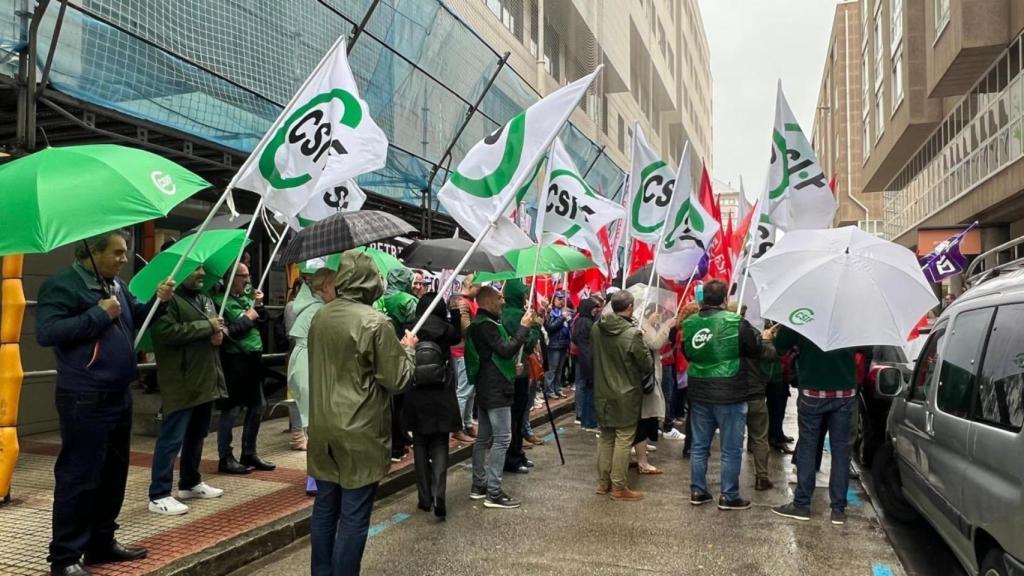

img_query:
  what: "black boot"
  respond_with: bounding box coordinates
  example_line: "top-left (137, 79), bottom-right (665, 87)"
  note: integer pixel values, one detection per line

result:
top-left (239, 454), bottom-right (276, 471)
top-left (218, 455), bottom-right (252, 475)
top-left (51, 563), bottom-right (91, 576)
top-left (433, 498), bottom-right (446, 520)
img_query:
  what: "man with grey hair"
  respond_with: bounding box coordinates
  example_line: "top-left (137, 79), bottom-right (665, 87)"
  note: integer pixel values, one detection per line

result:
top-left (37, 229), bottom-right (174, 576)
top-left (591, 290), bottom-right (654, 501)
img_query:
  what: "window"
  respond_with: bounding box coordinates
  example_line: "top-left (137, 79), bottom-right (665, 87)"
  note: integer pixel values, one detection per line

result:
top-left (911, 327), bottom-right (947, 402)
top-left (974, 304), bottom-right (1024, 430)
top-left (890, 0), bottom-right (903, 53)
top-left (862, 47), bottom-right (871, 109)
top-left (863, 117), bottom-right (871, 158)
top-left (935, 0), bottom-right (951, 34)
top-left (876, 89), bottom-right (885, 139)
top-left (528, 0), bottom-right (538, 57)
top-left (938, 309), bottom-right (995, 417)
top-left (617, 115), bottom-right (625, 152)
top-left (874, 12), bottom-right (884, 92)
top-left (484, 0), bottom-right (522, 40)
top-left (892, 47), bottom-right (904, 109)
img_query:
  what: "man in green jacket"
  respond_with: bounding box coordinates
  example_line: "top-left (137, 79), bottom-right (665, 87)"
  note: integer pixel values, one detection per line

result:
top-left (148, 267), bottom-right (228, 517)
top-left (307, 252), bottom-right (417, 576)
top-left (591, 290), bottom-right (654, 501)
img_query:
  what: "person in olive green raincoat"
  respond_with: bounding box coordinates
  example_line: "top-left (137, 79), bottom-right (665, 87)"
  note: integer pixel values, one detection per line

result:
top-left (306, 251), bottom-right (417, 576)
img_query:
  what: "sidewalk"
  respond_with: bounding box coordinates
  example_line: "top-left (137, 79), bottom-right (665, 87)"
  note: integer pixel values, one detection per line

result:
top-left (0, 392), bottom-right (577, 576)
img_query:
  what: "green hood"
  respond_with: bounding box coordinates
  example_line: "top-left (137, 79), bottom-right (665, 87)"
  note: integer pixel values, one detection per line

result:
top-left (291, 283), bottom-right (321, 317)
top-left (384, 266), bottom-right (413, 298)
top-left (336, 251), bottom-right (384, 305)
top-left (502, 278), bottom-right (529, 308)
top-left (597, 313), bottom-right (633, 337)
top-left (501, 279), bottom-right (540, 350)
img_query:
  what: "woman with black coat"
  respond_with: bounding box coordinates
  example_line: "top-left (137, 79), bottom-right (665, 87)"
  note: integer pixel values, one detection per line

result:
top-left (403, 293), bottom-right (463, 519)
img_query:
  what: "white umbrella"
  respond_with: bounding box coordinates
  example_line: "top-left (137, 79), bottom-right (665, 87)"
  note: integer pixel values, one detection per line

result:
top-left (748, 226), bottom-right (938, 351)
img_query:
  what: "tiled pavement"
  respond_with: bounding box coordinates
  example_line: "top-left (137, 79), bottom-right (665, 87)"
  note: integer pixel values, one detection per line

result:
top-left (0, 393), bottom-right (576, 576)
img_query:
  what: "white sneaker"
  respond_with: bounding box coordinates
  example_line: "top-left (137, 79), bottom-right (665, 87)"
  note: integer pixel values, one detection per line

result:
top-left (646, 444), bottom-right (658, 452)
top-left (662, 428), bottom-right (685, 440)
top-left (178, 482), bottom-right (224, 500)
top-left (149, 496), bottom-right (189, 516)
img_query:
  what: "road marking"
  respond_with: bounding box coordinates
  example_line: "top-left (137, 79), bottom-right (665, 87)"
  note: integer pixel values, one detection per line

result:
top-left (542, 427), bottom-right (567, 443)
top-left (871, 563), bottom-right (896, 576)
top-left (847, 487), bottom-right (862, 507)
top-left (368, 512), bottom-right (410, 538)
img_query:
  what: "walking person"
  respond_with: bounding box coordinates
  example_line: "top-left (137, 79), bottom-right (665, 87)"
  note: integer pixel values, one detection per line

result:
top-left (466, 286), bottom-right (534, 508)
top-left (148, 266), bottom-right (228, 517)
top-left (286, 268), bottom-right (336, 494)
top-left (543, 291), bottom-right (571, 399)
top-left (571, 297), bottom-right (599, 431)
top-left (36, 230), bottom-right (174, 576)
top-left (449, 275), bottom-right (480, 443)
top-left (592, 290), bottom-right (655, 501)
top-left (404, 294), bottom-right (463, 520)
top-left (770, 327), bottom-right (866, 526)
top-left (307, 252), bottom-right (417, 576)
top-left (682, 280), bottom-right (765, 511)
top-left (215, 263), bottom-right (275, 474)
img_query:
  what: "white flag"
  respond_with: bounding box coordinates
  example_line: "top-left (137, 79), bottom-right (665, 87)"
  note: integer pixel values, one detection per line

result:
top-left (539, 139), bottom-right (625, 274)
top-left (730, 179), bottom-right (777, 328)
top-left (656, 143), bottom-right (720, 281)
top-left (767, 83), bottom-right (837, 231)
top-left (234, 36), bottom-right (387, 219)
top-left (287, 180), bottom-right (367, 230)
top-left (438, 68), bottom-right (601, 256)
top-left (627, 125), bottom-right (675, 242)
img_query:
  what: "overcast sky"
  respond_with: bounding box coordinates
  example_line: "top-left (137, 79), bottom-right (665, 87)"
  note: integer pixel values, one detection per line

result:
top-left (698, 0), bottom-right (839, 202)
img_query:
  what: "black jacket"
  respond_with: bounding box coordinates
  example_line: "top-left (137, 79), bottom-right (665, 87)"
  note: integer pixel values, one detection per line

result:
top-left (687, 306), bottom-right (764, 405)
top-left (403, 307), bottom-right (463, 435)
top-left (570, 298), bottom-right (598, 385)
top-left (468, 309), bottom-right (528, 410)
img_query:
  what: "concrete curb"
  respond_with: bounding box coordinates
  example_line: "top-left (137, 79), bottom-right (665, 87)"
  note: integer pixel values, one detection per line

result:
top-left (153, 400), bottom-right (576, 576)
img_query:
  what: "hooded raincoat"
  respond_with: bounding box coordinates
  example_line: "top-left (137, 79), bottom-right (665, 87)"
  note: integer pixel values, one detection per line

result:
top-left (307, 252), bottom-right (415, 489)
top-left (591, 313), bottom-right (654, 428)
top-left (376, 267), bottom-right (418, 333)
top-left (286, 284), bottom-right (323, 428)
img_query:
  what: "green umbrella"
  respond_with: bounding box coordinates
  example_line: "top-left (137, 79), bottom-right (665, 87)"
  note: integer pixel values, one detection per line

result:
top-left (475, 244), bottom-right (596, 283)
top-left (0, 144), bottom-right (211, 256)
top-left (129, 230), bottom-right (250, 303)
top-left (299, 247), bottom-right (403, 277)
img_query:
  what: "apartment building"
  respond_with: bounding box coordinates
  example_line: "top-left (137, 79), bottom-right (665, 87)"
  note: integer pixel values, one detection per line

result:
top-left (859, 0), bottom-right (1024, 259)
top-left (447, 0), bottom-right (714, 185)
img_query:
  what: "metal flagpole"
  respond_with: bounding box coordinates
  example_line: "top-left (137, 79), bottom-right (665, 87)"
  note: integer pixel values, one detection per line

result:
top-left (736, 179), bottom-right (769, 309)
top-left (621, 122), bottom-right (638, 289)
top-left (219, 196), bottom-right (268, 318)
top-left (256, 226), bottom-right (289, 294)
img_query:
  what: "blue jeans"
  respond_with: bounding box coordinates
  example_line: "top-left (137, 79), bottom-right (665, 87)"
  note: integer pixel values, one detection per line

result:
top-left (522, 383), bottom-right (536, 437)
top-left (310, 480), bottom-right (378, 576)
top-left (149, 401), bottom-right (213, 500)
top-left (689, 400), bottom-right (748, 501)
top-left (794, 395), bottom-right (855, 511)
top-left (575, 365), bottom-right (598, 429)
top-left (472, 406), bottom-right (512, 498)
top-left (217, 401), bottom-right (264, 459)
top-left (661, 364), bottom-right (676, 429)
top-left (544, 347), bottom-right (567, 397)
top-left (454, 357), bottom-right (475, 430)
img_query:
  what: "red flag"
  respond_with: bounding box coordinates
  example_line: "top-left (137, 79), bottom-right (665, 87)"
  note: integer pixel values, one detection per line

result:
top-left (731, 200), bottom-right (756, 257)
top-left (700, 165), bottom-right (732, 281)
top-left (567, 227), bottom-right (612, 307)
top-left (829, 174), bottom-right (838, 196)
top-left (724, 216), bottom-right (735, 259)
top-left (629, 239), bottom-right (654, 277)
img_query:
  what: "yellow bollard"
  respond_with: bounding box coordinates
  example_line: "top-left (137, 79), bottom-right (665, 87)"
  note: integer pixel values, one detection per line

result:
top-left (0, 254), bottom-right (24, 502)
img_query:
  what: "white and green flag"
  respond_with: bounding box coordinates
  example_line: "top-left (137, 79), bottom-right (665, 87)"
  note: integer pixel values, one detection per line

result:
top-left (628, 125), bottom-right (675, 242)
top-left (730, 180), bottom-right (778, 328)
top-left (656, 143), bottom-right (719, 281)
top-left (286, 180), bottom-right (367, 230)
top-left (767, 83), bottom-right (837, 231)
top-left (233, 36), bottom-right (387, 219)
top-left (438, 68), bottom-right (601, 256)
top-left (538, 139), bottom-right (625, 274)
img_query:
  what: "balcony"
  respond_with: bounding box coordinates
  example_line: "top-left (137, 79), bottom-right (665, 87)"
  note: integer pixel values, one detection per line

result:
top-left (927, 0), bottom-right (1012, 97)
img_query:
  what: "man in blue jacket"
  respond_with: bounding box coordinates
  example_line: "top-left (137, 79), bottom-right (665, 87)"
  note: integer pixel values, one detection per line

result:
top-left (543, 291), bottom-right (572, 399)
top-left (36, 230), bottom-right (174, 576)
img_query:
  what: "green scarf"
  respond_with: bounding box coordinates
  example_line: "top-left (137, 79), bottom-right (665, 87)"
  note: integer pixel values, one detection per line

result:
top-left (465, 315), bottom-right (517, 384)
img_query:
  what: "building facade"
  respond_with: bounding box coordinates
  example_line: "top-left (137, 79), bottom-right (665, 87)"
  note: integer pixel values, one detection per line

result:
top-left (813, 0), bottom-right (884, 234)
top-left (712, 177), bottom-right (742, 224)
top-left (859, 0), bottom-right (1024, 257)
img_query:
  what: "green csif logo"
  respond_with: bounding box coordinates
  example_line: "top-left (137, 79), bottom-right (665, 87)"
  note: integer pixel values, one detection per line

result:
top-left (789, 307), bottom-right (815, 325)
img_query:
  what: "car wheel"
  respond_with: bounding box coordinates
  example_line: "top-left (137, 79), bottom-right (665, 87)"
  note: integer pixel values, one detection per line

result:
top-left (980, 548), bottom-right (1008, 576)
top-left (870, 440), bottom-right (920, 524)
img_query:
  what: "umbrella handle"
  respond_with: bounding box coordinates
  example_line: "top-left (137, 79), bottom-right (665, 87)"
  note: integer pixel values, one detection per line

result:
top-left (80, 240), bottom-right (111, 299)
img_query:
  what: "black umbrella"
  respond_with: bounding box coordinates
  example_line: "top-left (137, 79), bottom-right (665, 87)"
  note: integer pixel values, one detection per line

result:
top-left (625, 264), bottom-right (674, 290)
top-left (399, 237), bottom-right (514, 273)
top-left (280, 211), bottom-right (416, 264)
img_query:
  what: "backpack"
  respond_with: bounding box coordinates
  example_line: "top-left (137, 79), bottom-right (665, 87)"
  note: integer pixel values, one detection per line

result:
top-left (413, 341), bottom-right (448, 388)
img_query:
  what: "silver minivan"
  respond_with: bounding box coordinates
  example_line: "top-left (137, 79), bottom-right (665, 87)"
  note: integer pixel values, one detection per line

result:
top-left (872, 251), bottom-right (1024, 576)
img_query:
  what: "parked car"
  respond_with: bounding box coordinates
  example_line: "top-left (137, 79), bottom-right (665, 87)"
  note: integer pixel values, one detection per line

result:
top-left (872, 263), bottom-right (1024, 576)
top-left (854, 345), bottom-right (914, 469)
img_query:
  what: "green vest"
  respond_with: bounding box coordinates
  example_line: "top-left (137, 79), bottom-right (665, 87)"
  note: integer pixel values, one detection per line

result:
top-left (219, 292), bottom-right (263, 354)
top-left (683, 310), bottom-right (741, 379)
top-left (465, 316), bottom-right (517, 385)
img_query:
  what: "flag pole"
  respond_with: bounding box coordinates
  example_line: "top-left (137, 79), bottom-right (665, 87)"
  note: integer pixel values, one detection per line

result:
top-left (412, 67), bottom-right (603, 336)
top-left (621, 122), bottom-right (638, 289)
top-left (736, 182), bottom-right (768, 309)
top-left (256, 226), bottom-right (289, 294)
top-left (219, 196), bottom-right (268, 318)
top-left (674, 259), bottom-right (703, 315)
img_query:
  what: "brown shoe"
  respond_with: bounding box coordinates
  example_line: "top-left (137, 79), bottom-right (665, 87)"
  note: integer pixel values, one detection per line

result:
top-left (452, 432), bottom-right (475, 443)
top-left (290, 431), bottom-right (307, 451)
top-left (595, 482), bottom-right (611, 495)
top-left (609, 487), bottom-right (643, 501)
top-left (525, 435), bottom-right (545, 445)
top-left (755, 477), bottom-right (774, 491)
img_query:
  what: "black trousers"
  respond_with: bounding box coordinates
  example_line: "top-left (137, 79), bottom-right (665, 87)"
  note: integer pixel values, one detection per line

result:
top-left (412, 433), bottom-right (449, 508)
top-left (49, 388), bottom-right (133, 569)
top-left (766, 383), bottom-right (791, 445)
top-left (504, 376), bottom-right (530, 470)
top-left (391, 394), bottom-right (407, 459)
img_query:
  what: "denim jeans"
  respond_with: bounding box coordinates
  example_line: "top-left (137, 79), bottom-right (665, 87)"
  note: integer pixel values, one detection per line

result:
top-left (149, 402), bottom-right (213, 500)
top-left (544, 347), bottom-right (567, 397)
top-left (575, 365), bottom-right (598, 429)
top-left (454, 357), bottom-right (475, 430)
top-left (793, 395), bottom-right (855, 512)
top-left (310, 480), bottom-right (378, 576)
top-left (217, 401), bottom-right (264, 460)
top-left (689, 400), bottom-right (748, 501)
top-left (471, 406), bottom-right (512, 498)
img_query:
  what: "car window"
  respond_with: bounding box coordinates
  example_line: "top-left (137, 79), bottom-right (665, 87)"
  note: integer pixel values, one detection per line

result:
top-left (910, 328), bottom-right (946, 402)
top-left (937, 308), bottom-right (995, 418)
top-left (874, 345), bottom-right (906, 364)
top-left (974, 304), bottom-right (1024, 431)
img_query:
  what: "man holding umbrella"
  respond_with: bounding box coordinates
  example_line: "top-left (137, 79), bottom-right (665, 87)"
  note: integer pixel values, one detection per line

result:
top-left (36, 229), bottom-right (174, 576)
